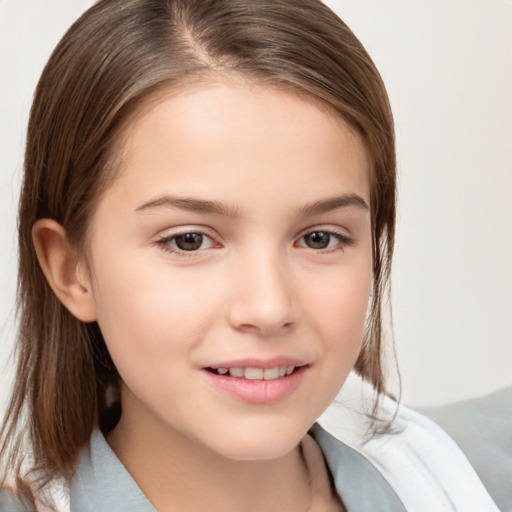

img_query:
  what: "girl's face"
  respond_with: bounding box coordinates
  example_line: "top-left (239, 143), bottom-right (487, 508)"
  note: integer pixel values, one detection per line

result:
top-left (84, 79), bottom-right (372, 460)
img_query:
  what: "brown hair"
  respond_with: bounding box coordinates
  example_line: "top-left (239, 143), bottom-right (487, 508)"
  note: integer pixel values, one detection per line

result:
top-left (0, 0), bottom-right (396, 489)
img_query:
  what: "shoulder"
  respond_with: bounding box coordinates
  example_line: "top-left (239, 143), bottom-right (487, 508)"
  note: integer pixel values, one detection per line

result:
top-left (420, 387), bottom-right (512, 512)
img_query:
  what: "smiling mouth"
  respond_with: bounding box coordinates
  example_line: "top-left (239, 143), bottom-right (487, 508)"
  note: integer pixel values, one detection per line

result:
top-left (206, 365), bottom-right (304, 380)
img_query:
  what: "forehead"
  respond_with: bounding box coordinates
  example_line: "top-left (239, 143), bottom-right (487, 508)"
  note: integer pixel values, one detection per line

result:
top-left (99, 79), bottom-right (370, 214)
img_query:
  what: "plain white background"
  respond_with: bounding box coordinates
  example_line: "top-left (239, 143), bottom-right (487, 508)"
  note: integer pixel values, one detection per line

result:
top-left (1, 0), bottom-right (511, 416)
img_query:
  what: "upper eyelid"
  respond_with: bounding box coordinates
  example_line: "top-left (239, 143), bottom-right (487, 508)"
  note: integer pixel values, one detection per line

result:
top-left (156, 225), bottom-right (219, 240)
top-left (297, 225), bottom-right (352, 238)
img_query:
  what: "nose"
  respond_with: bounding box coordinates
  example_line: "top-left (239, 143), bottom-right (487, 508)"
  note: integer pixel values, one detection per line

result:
top-left (227, 246), bottom-right (296, 336)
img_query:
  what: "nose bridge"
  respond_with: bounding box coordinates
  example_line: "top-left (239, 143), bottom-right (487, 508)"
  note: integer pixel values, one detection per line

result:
top-left (228, 241), bottom-right (295, 334)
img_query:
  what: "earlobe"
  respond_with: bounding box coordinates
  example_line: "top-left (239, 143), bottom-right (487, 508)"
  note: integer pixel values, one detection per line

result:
top-left (32, 219), bottom-right (97, 322)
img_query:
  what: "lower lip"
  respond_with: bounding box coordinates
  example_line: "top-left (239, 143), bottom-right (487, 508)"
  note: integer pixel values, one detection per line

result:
top-left (203, 366), bottom-right (308, 405)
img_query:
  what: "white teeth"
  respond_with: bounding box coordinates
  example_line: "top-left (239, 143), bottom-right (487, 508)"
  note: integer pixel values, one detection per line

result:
top-left (216, 365), bottom-right (298, 379)
top-left (245, 367), bottom-right (264, 380)
top-left (263, 367), bottom-right (279, 380)
top-left (229, 367), bottom-right (244, 377)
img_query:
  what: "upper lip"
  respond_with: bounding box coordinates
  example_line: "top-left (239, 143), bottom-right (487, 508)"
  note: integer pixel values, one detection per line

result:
top-left (204, 357), bottom-right (309, 369)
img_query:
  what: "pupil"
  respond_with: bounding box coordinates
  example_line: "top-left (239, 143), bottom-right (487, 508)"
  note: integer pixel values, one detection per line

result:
top-left (176, 233), bottom-right (203, 251)
top-left (306, 231), bottom-right (330, 249)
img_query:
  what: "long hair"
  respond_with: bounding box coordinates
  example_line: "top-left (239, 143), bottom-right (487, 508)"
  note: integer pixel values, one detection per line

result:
top-left (1, 0), bottom-right (396, 487)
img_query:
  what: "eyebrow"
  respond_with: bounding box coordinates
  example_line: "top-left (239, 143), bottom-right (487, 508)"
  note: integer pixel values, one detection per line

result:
top-left (297, 194), bottom-right (369, 215)
top-left (135, 193), bottom-right (369, 217)
top-left (135, 195), bottom-right (239, 217)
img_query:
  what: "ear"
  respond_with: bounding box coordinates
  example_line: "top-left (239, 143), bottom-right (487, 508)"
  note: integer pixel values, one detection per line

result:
top-left (32, 219), bottom-right (97, 322)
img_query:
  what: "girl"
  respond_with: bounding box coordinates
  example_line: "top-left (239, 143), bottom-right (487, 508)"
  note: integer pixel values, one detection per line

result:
top-left (0, 1), bottom-right (508, 511)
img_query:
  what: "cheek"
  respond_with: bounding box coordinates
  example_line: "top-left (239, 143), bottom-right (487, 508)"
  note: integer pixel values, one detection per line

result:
top-left (305, 261), bottom-right (372, 344)
top-left (89, 255), bottom-right (222, 376)
top-left (294, 262), bottom-right (372, 421)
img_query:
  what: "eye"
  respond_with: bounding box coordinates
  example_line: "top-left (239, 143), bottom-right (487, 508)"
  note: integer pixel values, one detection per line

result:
top-left (297, 230), bottom-right (352, 250)
top-left (157, 231), bottom-right (216, 254)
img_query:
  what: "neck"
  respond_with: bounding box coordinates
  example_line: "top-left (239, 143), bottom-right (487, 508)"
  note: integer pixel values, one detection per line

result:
top-left (107, 405), bottom-right (311, 512)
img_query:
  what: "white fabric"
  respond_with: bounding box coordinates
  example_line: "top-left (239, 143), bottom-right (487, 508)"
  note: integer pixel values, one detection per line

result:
top-left (318, 372), bottom-right (500, 512)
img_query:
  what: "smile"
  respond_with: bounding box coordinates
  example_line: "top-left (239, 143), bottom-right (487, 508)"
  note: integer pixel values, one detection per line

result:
top-left (207, 365), bottom-right (300, 380)
top-left (203, 364), bottom-right (308, 404)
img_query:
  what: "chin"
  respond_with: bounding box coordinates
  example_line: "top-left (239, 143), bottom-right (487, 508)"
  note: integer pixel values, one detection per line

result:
top-left (202, 422), bottom-right (310, 462)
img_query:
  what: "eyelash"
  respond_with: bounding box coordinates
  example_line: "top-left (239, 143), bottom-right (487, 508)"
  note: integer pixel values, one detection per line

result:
top-left (155, 228), bottom-right (354, 257)
top-left (295, 229), bottom-right (354, 252)
top-left (155, 230), bottom-right (218, 257)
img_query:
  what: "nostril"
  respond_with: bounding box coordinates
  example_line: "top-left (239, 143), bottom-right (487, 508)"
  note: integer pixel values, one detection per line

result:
top-left (236, 321), bottom-right (294, 336)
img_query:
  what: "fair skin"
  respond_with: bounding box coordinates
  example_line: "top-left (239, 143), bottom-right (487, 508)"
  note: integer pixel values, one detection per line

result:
top-left (33, 79), bottom-right (372, 511)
